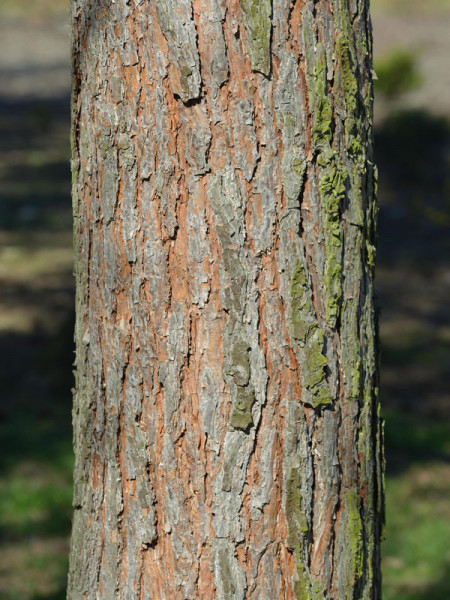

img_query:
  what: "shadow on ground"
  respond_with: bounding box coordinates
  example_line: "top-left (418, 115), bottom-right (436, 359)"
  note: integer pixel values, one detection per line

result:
top-left (0, 84), bottom-right (74, 599)
top-left (376, 109), bottom-right (450, 267)
top-left (375, 108), bottom-right (450, 465)
top-left (0, 96), bottom-right (71, 231)
top-left (375, 109), bottom-right (450, 600)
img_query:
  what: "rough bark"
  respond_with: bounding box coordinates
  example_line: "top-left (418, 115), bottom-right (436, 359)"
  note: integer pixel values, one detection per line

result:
top-left (68, 0), bottom-right (383, 598)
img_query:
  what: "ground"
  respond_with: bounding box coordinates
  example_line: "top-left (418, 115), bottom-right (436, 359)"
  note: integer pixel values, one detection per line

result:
top-left (0, 1), bottom-right (449, 598)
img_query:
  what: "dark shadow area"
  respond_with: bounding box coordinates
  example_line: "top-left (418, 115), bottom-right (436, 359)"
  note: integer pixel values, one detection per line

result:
top-left (0, 96), bottom-right (71, 232)
top-left (0, 314), bottom-right (74, 473)
top-left (405, 571), bottom-right (450, 600)
top-left (375, 108), bottom-right (450, 600)
top-left (0, 70), bottom-right (73, 598)
top-left (32, 591), bottom-right (67, 600)
top-left (0, 87), bottom-right (73, 462)
top-left (384, 410), bottom-right (450, 474)
top-left (376, 109), bottom-right (450, 267)
top-left (374, 108), bottom-right (450, 470)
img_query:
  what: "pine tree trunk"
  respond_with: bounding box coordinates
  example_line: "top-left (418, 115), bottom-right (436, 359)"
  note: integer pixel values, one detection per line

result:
top-left (68, 0), bottom-right (383, 597)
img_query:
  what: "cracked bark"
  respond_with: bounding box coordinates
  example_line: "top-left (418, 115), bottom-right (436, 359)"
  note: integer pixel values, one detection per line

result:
top-left (68, 0), bottom-right (383, 598)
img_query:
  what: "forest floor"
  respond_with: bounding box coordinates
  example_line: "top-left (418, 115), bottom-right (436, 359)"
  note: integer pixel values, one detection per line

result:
top-left (0, 1), bottom-right (449, 598)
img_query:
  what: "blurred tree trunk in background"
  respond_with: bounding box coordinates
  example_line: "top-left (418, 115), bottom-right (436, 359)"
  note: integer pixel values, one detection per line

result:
top-left (68, 0), bottom-right (383, 597)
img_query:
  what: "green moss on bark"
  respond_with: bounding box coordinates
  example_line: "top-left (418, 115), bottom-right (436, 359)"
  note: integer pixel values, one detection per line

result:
top-left (226, 340), bottom-right (255, 431)
top-left (290, 262), bottom-right (332, 408)
top-left (285, 467), bottom-right (308, 550)
top-left (290, 263), bottom-right (314, 343)
top-left (346, 491), bottom-right (364, 582)
top-left (318, 158), bottom-right (346, 328)
top-left (240, 0), bottom-right (272, 75)
top-left (285, 467), bottom-right (324, 599)
top-left (230, 386), bottom-right (255, 431)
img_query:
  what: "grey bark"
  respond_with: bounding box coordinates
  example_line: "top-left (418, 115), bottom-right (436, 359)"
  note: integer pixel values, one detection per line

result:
top-left (68, 0), bottom-right (384, 598)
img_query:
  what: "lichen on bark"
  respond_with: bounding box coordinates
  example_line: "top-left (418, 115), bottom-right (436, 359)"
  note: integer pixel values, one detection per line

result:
top-left (68, 0), bottom-right (382, 597)
top-left (290, 261), bottom-right (332, 408)
top-left (240, 0), bottom-right (272, 75)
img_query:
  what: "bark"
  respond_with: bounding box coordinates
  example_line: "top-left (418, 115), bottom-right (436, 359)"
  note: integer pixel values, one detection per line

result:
top-left (68, 0), bottom-right (384, 598)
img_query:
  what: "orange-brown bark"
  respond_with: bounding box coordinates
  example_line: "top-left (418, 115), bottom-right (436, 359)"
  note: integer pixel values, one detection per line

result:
top-left (69, 0), bottom-right (383, 597)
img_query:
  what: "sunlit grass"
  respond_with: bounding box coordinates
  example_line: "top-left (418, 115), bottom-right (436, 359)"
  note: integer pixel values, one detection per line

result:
top-left (383, 463), bottom-right (450, 599)
top-left (0, 0), bottom-right (68, 18)
top-left (374, 48), bottom-right (422, 99)
top-left (0, 235), bottom-right (73, 333)
top-left (0, 461), bottom-right (72, 538)
top-left (0, 537), bottom-right (68, 600)
top-left (372, 0), bottom-right (450, 15)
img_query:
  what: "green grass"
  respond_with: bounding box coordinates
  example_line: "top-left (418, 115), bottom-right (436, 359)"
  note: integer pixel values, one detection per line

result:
top-left (382, 406), bottom-right (450, 600)
top-left (372, 0), bottom-right (450, 15)
top-left (0, 461), bottom-right (73, 538)
top-left (383, 463), bottom-right (450, 599)
top-left (0, 0), bottom-right (68, 18)
top-left (374, 48), bottom-right (422, 99)
top-left (0, 537), bottom-right (69, 600)
top-left (384, 411), bottom-right (450, 460)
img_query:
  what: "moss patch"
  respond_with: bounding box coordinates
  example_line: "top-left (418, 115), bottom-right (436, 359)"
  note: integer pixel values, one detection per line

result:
top-left (227, 340), bottom-right (255, 431)
top-left (230, 386), bottom-right (255, 431)
top-left (290, 262), bottom-right (332, 408)
top-left (319, 157), bottom-right (346, 327)
top-left (240, 0), bottom-right (272, 75)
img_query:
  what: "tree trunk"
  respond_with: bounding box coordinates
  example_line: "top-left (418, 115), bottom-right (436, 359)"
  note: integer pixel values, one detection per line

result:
top-left (68, 0), bottom-right (383, 598)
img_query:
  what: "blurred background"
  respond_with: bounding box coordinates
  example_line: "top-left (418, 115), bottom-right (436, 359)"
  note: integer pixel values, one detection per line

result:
top-left (0, 0), bottom-right (449, 598)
